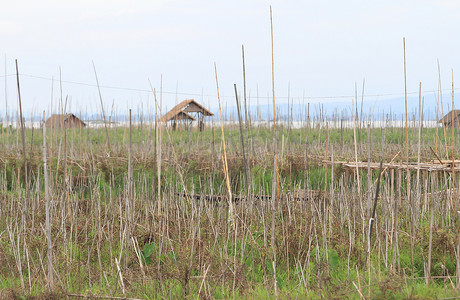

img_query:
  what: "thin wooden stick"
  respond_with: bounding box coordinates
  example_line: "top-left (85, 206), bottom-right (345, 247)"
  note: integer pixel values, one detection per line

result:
top-left (324, 121), bottom-right (329, 191)
top-left (4, 55), bottom-right (7, 136)
top-left (436, 65), bottom-right (440, 154)
top-left (214, 63), bottom-right (234, 226)
top-left (438, 60), bottom-right (449, 159)
top-left (456, 238), bottom-right (460, 290)
top-left (451, 69), bottom-right (456, 210)
top-left (242, 45), bottom-right (249, 127)
top-left (403, 38), bottom-right (414, 267)
top-left (148, 80), bottom-right (190, 205)
top-left (153, 86), bottom-right (162, 214)
top-left (426, 208), bottom-right (434, 286)
top-left (131, 237), bottom-right (146, 281)
top-left (128, 109), bottom-right (133, 204)
top-left (353, 97), bottom-right (361, 198)
top-left (115, 257), bottom-right (126, 296)
top-left (360, 78), bottom-right (365, 135)
top-left (92, 61), bottom-right (111, 152)
top-left (43, 110), bottom-right (54, 291)
top-left (159, 77), bottom-right (163, 212)
top-left (429, 147), bottom-right (444, 165)
top-left (270, 5), bottom-right (279, 204)
top-left (63, 94), bottom-right (71, 219)
top-left (416, 82), bottom-right (422, 224)
top-left (234, 84), bottom-right (250, 190)
top-left (242, 45), bottom-right (252, 183)
top-left (403, 37), bottom-right (409, 203)
top-left (352, 281), bottom-right (365, 300)
top-left (198, 264), bottom-right (211, 296)
top-left (355, 82), bottom-right (361, 157)
top-left (15, 59), bottom-right (29, 219)
top-left (270, 6), bottom-right (279, 298)
top-left (367, 123), bottom-right (372, 212)
top-left (303, 103), bottom-right (310, 200)
top-left (374, 150), bottom-right (401, 179)
top-left (368, 161), bottom-right (383, 253)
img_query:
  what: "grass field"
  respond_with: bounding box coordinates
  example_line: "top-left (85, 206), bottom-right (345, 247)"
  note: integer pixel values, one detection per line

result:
top-left (0, 117), bottom-right (459, 299)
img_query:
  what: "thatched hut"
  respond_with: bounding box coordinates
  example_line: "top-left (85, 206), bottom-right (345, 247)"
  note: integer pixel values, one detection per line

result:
top-left (439, 110), bottom-right (460, 127)
top-left (44, 114), bottom-right (86, 128)
top-left (159, 99), bottom-right (213, 130)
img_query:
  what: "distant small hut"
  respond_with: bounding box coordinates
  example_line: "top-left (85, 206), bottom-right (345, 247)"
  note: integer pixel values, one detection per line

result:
top-left (44, 114), bottom-right (86, 128)
top-left (159, 99), bottom-right (213, 131)
top-left (439, 110), bottom-right (460, 127)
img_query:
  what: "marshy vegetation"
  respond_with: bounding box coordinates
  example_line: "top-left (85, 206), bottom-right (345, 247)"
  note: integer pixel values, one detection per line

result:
top-left (0, 106), bottom-right (459, 299)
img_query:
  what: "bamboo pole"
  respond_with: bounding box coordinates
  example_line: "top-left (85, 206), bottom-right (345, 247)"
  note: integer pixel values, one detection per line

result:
top-left (270, 6), bottom-right (279, 298)
top-left (128, 109), bottom-right (133, 210)
top-left (55, 69), bottom-right (64, 187)
top-left (360, 79), bottom-right (365, 135)
top-left (355, 83), bottom-right (361, 157)
top-left (303, 103), bottom-right (310, 201)
top-left (63, 95), bottom-right (70, 219)
top-left (234, 84), bottom-right (250, 191)
top-left (451, 69), bottom-right (455, 210)
top-left (214, 63), bottom-right (234, 226)
top-left (270, 6), bottom-right (279, 204)
top-left (153, 87), bottom-right (162, 214)
top-left (4, 55), bottom-right (7, 140)
top-left (324, 121), bottom-right (328, 191)
top-left (148, 80), bottom-right (190, 206)
top-left (154, 81), bottom-right (158, 171)
top-left (159, 76), bottom-right (162, 211)
top-left (438, 60), bottom-right (449, 159)
top-left (403, 38), bottom-right (409, 203)
top-left (43, 110), bottom-right (54, 291)
top-left (242, 45), bottom-right (252, 175)
top-left (403, 39), bottom-right (414, 265)
top-left (15, 59), bottom-right (29, 219)
top-left (367, 123), bottom-right (371, 212)
top-left (242, 45), bottom-right (249, 128)
top-left (92, 61), bottom-right (111, 152)
top-left (367, 160), bottom-right (383, 300)
top-left (352, 97), bottom-right (361, 198)
top-left (426, 208), bottom-right (433, 286)
top-left (436, 62), bottom-right (440, 154)
top-left (416, 82), bottom-right (422, 225)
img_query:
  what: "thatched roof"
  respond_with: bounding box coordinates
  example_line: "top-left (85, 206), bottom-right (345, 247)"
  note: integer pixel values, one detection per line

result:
top-left (439, 110), bottom-right (460, 125)
top-left (163, 110), bottom-right (196, 122)
top-left (45, 114), bottom-right (86, 128)
top-left (159, 99), bottom-right (213, 122)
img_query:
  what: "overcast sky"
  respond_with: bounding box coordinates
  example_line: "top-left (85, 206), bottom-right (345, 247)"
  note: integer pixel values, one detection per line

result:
top-left (1, 0), bottom-right (460, 115)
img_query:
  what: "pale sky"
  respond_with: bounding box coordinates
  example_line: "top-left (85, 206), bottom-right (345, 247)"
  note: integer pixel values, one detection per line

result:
top-left (1, 0), bottom-right (460, 116)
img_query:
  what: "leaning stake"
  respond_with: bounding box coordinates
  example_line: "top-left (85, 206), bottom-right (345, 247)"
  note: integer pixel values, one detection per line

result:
top-left (92, 61), bottom-right (111, 152)
top-left (234, 84), bottom-right (250, 191)
top-left (368, 161), bottom-right (383, 253)
top-left (15, 59), bottom-right (29, 219)
top-left (214, 63), bottom-right (234, 226)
